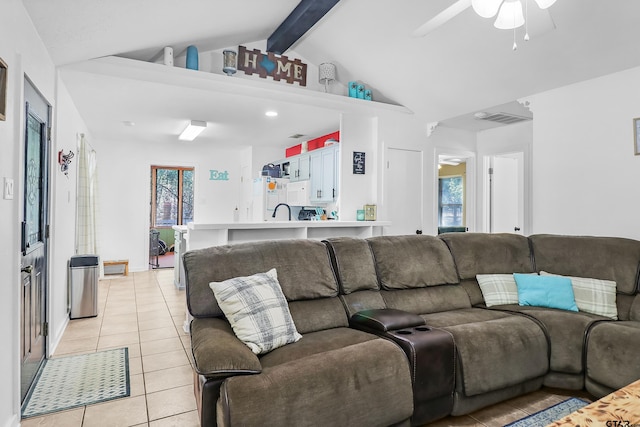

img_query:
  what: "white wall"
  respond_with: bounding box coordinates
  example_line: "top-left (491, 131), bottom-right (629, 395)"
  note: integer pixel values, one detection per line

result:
top-left (476, 121), bottom-right (533, 233)
top-left (527, 66), bottom-right (640, 240)
top-left (49, 75), bottom-right (89, 354)
top-left (0, 1), bottom-right (59, 425)
top-left (94, 137), bottom-right (247, 271)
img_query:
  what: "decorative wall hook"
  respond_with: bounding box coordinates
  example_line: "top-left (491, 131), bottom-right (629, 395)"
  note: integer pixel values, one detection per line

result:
top-left (58, 150), bottom-right (74, 176)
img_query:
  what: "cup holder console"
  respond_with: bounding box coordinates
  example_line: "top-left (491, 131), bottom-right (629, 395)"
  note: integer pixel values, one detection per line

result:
top-left (395, 326), bottom-right (432, 335)
top-left (350, 309), bottom-right (455, 425)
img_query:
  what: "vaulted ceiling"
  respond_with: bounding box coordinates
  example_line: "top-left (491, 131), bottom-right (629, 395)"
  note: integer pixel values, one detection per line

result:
top-left (21, 0), bottom-right (640, 145)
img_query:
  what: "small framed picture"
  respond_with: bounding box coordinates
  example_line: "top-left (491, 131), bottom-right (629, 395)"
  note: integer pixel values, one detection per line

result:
top-left (634, 118), bottom-right (640, 155)
top-left (0, 57), bottom-right (6, 121)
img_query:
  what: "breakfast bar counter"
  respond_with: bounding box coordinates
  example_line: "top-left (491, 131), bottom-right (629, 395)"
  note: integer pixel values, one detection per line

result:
top-left (184, 221), bottom-right (391, 250)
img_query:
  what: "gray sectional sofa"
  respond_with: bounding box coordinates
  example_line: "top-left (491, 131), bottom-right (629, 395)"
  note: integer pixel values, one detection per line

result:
top-left (183, 233), bottom-right (640, 427)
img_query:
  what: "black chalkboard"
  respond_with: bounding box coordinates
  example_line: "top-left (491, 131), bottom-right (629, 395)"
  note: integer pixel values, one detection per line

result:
top-left (353, 151), bottom-right (365, 174)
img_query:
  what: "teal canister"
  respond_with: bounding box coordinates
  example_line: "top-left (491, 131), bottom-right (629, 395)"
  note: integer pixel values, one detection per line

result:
top-left (186, 45), bottom-right (199, 70)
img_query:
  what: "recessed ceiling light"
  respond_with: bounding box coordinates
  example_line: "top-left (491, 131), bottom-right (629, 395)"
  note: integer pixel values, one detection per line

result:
top-left (265, 111), bottom-right (278, 117)
top-left (122, 120), bottom-right (135, 126)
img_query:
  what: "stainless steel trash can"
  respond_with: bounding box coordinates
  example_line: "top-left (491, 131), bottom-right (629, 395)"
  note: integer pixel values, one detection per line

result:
top-left (69, 255), bottom-right (99, 319)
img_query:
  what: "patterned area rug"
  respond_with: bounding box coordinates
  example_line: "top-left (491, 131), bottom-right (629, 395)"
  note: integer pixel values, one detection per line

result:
top-left (21, 348), bottom-right (130, 418)
top-left (505, 397), bottom-right (590, 427)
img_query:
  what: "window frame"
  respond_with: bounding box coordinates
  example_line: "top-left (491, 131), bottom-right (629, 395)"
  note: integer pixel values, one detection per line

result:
top-left (150, 165), bottom-right (194, 228)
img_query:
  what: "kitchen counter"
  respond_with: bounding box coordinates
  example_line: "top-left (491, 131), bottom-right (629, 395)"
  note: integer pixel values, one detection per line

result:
top-left (184, 221), bottom-right (391, 250)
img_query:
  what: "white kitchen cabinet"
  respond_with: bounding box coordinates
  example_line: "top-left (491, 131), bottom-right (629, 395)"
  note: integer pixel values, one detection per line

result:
top-left (310, 145), bottom-right (338, 203)
top-left (288, 153), bottom-right (310, 182)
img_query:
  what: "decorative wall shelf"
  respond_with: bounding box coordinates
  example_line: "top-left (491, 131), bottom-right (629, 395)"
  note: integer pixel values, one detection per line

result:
top-left (66, 56), bottom-right (413, 117)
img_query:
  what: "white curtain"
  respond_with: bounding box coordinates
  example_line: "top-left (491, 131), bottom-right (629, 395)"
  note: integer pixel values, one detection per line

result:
top-left (76, 133), bottom-right (103, 276)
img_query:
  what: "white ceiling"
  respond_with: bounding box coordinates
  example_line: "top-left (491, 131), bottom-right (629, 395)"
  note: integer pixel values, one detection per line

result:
top-left (21, 0), bottom-right (640, 147)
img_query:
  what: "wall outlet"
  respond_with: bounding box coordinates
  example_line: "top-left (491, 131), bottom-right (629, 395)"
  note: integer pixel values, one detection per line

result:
top-left (3, 178), bottom-right (14, 200)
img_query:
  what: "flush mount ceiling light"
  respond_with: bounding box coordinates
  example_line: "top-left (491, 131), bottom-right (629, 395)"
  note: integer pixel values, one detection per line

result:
top-left (265, 111), bottom-right (278, 117)
top-left (472, 0), bottom-right (558, 49)
top-left (178, 120), bottom-right (207, 141)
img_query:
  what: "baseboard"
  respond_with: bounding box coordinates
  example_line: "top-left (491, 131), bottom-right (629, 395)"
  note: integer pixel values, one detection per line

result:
top-left (4, 413), bottom-right (19, 427)
top-left (47, 316), bottom-right (70, 357)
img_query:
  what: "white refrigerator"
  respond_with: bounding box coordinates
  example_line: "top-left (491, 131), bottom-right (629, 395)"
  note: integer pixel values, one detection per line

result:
top-left (252, 177), bottom-right (289, 221)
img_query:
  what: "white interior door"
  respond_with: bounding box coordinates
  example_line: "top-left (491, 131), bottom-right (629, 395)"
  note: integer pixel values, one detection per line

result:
top-left (386, 148), bottom-right (422, 235)
top-left (490, 153), bottom-right (524, 234)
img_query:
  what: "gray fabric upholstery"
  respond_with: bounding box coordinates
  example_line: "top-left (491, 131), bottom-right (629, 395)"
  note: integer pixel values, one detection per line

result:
top-left (630, 294), bottom-right (640, 321)
top-left (324, 237), bottom-right (379, 294)
top-left (530, 234), bottom-right (640, 295)
top-left (492, 304), bottom-right (603, 375)
top-left (440, 233), bottom-right (535, 279)
top-left (218, 338), bottom-right (413, 427)
top-left (288, 297), bottom-right (348, 334)
top-left (451, 378), bottom-right (544, 416)
top-left (586, 321), bottom-right (640, 393)
top-left (367, 235), bottom-right (459, 289)
top-left (259, 328), bottom-right (377, 368)
top-left (381, 286), bottom-right (471, 314)
top-left (191, 317), bottom-right (262, 378)
top-left (340, 290), bottom-right (387, 317)
top-left (423, 309), bottom-right (548, 397)
top-left (184, 239), bottom-right (338, 318)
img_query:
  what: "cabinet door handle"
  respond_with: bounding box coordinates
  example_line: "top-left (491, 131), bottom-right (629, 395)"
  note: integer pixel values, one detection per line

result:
top-left (317, 190), bottom-right (321, 198)
top-left (332, 188), bottom-right (335, 198)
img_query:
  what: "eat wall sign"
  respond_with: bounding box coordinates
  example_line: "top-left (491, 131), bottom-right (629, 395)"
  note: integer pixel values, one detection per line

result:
top-left (237, 46), bottom-right (307, 86)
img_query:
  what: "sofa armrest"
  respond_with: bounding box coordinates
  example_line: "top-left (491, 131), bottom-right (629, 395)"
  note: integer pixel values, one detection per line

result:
top-left (191, 317), bottom-right (262, 378)
top-left (350, 308), bottom-right (426, 332)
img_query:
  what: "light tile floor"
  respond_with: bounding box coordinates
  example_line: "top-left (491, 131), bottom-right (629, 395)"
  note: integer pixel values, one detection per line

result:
top-left (22, 269), bottom-right (199, 427)
top-left (22, 268), bottom-right (593, 427)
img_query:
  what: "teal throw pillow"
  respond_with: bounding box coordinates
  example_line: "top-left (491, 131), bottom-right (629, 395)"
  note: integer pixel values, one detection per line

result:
top-left (513, 273), bottom-right (578, 312)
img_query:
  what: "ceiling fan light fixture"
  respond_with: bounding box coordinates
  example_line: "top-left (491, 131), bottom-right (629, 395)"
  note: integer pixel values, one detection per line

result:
top-left (471, 0), bottom-right (504, 18)
top-left (494, 0), bottom-right (525, 30)
top-left (533, 0), bottom-right (556, 9)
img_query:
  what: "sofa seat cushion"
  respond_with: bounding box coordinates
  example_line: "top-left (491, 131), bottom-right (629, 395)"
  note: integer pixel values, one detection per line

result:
top-left (494, 305), bottom-right (604, 374)
top-left (259, 327), bottom-right (378, 368)
top-left (217, 338), bottom-right (414, 427)
top-left (423, 309), bottom-right (548, 397)
top-left (586, 321), bottom-right (640, 392)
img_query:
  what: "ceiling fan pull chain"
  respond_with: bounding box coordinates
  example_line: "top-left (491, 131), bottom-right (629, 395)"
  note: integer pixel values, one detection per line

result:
top-left (524, 0), bottom-right (531, 41)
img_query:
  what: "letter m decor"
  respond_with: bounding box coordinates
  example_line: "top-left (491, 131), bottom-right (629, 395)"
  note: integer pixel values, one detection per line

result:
top-left (237, 46), bottom-right (307, 86)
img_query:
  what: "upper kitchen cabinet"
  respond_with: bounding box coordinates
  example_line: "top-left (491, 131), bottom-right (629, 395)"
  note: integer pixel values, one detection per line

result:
top-left (310, 145), bottom-right (338, 203)
top-left (287, 154), bottom-right (311, 182)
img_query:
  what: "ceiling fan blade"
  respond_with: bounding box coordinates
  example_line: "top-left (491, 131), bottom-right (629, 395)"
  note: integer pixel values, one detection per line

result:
top-left (412, 0), bottom-right (472, 38)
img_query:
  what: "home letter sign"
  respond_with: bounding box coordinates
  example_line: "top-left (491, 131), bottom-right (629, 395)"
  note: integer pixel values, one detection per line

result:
top-left (238, 46), bottom-right (307, 86)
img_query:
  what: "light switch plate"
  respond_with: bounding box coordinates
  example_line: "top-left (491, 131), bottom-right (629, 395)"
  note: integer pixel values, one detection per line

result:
top-left (3, 177), bottom-right (14, 200)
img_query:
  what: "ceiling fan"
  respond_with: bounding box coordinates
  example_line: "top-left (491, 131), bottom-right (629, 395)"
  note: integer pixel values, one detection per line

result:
top-left (412, 0), bottom-right (558, 48)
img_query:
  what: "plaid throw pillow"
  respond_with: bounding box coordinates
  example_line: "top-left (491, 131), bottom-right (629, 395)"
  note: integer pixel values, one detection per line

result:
top-left (476, 274), bottom-right (519, 307)
top-left (540, 272), bottom-right (618, 320)
top-left (209, 268), bottom-right (302, 354)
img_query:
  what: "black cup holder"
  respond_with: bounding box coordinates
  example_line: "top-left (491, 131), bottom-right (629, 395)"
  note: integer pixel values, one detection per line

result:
top-left (394, 326), bottom-right (432, 335)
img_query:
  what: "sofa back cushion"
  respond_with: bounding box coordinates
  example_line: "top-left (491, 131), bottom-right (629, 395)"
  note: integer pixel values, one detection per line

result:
top-left (324, 237), bottom-right (379, 294)
top-left (440, 233), bottom-right (535, 280)
top-left (530, 234), bottom-right (640, 295)
top-left (184, 240), bottom-right (339, 319)
top-left (367, 235), bottom-right (459, 290)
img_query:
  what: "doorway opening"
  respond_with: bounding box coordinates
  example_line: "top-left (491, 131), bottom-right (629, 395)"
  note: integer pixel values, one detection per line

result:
top-left (435, 150), bottom-right (475, 235)
top-left (149, 166), bottom-right (194, 269)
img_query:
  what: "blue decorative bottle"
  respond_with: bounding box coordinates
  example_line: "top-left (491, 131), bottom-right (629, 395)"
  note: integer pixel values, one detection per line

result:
top-left (186, 45), bottom-right (199, 70)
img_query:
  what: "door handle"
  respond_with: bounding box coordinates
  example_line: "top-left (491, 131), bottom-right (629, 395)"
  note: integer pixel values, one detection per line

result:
top-left (21, 265), bottom-right (33, 274)
top-left (514, 227), bottom-right (521, 232)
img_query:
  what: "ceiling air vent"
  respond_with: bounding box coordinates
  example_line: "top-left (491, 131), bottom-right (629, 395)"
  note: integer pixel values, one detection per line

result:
top-left (288, 133), bottom-right (306, 139)
top-left (475, 112), bottom-right (531, 125)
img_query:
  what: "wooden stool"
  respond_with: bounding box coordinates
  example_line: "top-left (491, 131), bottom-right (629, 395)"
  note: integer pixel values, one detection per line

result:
top-left (103, 259), bottom-right (129, 276)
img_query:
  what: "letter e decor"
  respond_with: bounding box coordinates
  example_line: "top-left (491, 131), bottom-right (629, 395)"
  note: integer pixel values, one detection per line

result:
top-left (237, 46), bottom-right (307, 86)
